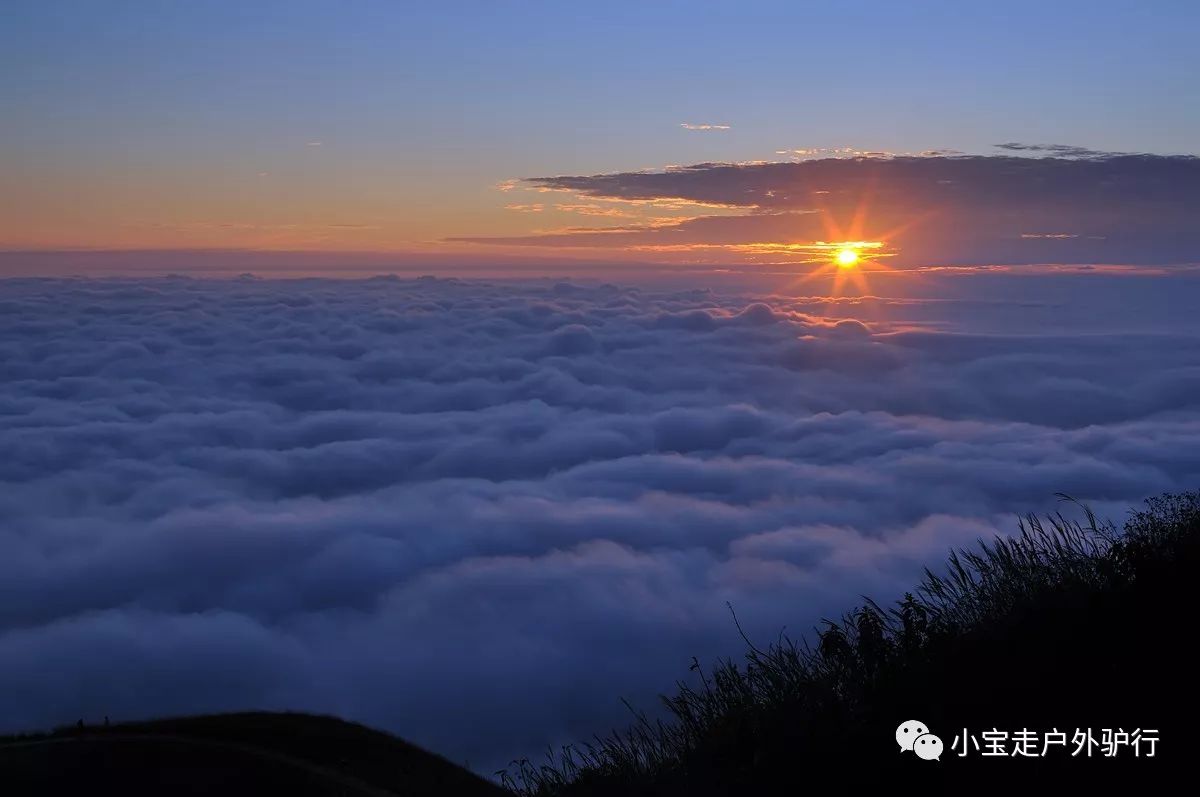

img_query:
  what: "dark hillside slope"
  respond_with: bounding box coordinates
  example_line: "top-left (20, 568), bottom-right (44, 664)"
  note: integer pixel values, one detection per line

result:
top-left (0, 712), bottom-right (506, 797)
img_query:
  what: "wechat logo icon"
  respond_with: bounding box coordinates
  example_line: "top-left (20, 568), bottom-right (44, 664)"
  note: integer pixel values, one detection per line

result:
top-left (896, 720), bottom-right (942, 761)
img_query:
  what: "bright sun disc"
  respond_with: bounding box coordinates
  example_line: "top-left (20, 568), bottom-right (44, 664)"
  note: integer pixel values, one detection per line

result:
top-left (835, 248), bottom-right (860, 267)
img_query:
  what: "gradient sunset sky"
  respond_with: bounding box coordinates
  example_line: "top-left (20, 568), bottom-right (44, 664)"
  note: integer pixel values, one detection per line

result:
top-left (4, 0), bottom-right (1199, 270)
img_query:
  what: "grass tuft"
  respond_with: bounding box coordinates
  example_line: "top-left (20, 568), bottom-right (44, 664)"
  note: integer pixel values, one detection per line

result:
top-left (501, 491), bottom-right (1200, 795)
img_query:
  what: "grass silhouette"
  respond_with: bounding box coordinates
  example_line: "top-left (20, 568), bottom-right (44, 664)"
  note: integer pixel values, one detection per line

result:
top-left (502, 492), bottom-right (1200, 795)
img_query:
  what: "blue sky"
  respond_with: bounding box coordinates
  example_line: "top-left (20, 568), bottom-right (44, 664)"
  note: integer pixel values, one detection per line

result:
top-left (2, 0), bottom-right (1198, 259)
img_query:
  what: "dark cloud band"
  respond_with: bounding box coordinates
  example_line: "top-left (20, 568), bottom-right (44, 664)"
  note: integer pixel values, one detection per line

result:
top-left (456, 152), bottom-right (1200, 266)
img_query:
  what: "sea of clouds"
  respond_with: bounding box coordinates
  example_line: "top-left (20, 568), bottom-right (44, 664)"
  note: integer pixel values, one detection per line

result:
top-left (1, 273), bottom-right (1198, 772)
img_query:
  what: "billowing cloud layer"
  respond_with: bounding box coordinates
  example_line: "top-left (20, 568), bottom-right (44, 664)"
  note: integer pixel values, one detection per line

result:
top-left (455, 152), bottom-right (1200, 266)
top-left (1, 275), bottom-right (1198, 773)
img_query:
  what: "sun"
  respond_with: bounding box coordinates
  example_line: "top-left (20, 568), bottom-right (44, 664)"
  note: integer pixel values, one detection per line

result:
top-left (835, 247), bottom-right (860, 268)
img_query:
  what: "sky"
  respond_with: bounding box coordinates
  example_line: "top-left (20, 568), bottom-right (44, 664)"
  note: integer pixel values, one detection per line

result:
top-left (3, 0), bottom-right (1199, 267)
top-left (2, 0), bottom-right (1200, 780)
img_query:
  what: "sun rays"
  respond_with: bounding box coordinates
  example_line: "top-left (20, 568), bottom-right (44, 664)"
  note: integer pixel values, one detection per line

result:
top-left (779, 181), bottom-right (930, 295)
